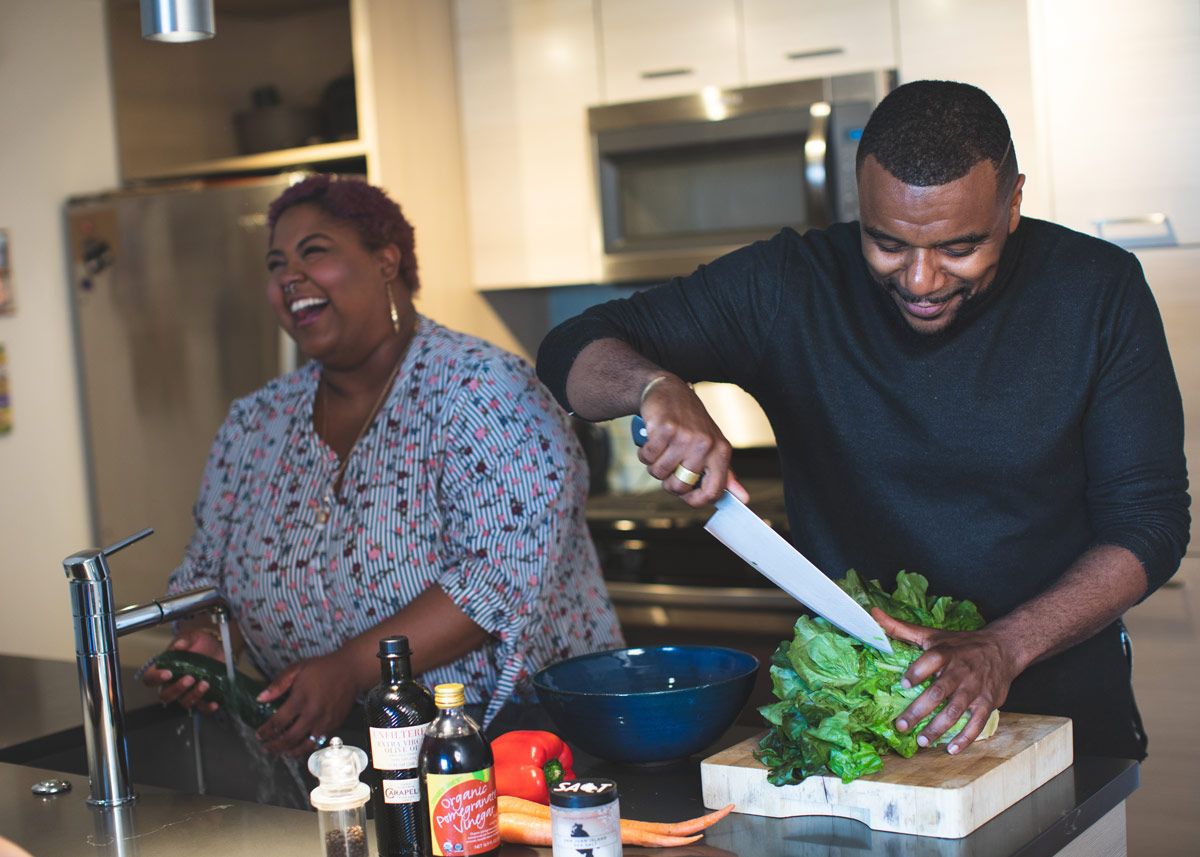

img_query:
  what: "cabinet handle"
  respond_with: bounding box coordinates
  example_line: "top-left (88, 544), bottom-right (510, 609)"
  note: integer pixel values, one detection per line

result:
top-left (786, 47), bottom-right (846, 61)
top-left (640, 67), bottom-right (694, 80)
top-left (1093, 213), bottom-right (1178, 249)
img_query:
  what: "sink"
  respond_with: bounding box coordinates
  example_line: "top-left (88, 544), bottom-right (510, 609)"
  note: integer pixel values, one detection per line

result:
top-left (0, 704), bottom-right (314, 810)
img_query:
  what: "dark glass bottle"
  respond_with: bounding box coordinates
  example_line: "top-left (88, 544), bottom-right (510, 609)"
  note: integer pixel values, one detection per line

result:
top-left (418, 683), bottom-right (500, 857)
top-left (365, 636), bottom-right (437, 857)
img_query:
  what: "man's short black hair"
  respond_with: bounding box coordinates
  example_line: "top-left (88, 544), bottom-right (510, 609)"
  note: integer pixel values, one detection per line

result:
top-left (855, 80), bottom-right (1018, 199)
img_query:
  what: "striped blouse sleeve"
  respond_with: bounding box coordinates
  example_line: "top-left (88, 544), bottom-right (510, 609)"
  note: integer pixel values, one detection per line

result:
top-left (433, 353), bottom-right (572, 644)
top-left (167, 400), bottom-right (254, 596)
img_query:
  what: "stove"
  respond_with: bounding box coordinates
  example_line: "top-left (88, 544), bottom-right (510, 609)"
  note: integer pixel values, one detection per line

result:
top-left (586, 479), bottom-right (801, 637)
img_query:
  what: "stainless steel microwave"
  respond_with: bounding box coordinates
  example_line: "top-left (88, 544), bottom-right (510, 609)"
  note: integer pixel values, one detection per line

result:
top-left (589, 70), bottom-right (896, 282)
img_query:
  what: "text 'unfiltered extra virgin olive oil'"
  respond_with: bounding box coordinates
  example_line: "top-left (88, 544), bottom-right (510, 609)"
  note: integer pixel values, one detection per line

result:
top-left (365, 636), bottom-right (437, 857)
top-left (418, 683), bottom-right (500, 857)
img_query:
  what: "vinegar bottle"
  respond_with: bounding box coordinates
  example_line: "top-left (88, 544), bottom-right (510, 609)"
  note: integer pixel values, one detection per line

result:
top-left (365, 636), bottom-right (437, 857)
top-left (418, 683), bottom-right (500, 857)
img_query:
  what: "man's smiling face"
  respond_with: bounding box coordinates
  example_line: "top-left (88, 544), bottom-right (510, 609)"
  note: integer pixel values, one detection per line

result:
top-left (858, 155), bottom-right (1024, 335)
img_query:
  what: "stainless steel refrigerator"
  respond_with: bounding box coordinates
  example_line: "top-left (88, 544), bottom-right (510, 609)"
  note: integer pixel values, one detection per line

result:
top-left (65, 175), bottom-right (297, 606)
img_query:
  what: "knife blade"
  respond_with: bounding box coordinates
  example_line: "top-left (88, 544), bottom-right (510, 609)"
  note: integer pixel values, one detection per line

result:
top-left (631, 415), bottom-right (893, 653)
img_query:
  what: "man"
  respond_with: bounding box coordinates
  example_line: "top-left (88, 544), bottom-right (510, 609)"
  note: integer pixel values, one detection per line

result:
top-left (536, 80), bottom-right (1190, 760)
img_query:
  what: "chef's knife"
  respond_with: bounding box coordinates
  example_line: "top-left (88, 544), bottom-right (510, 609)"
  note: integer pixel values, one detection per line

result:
top-left (631, 415), bottom-right (893, 653)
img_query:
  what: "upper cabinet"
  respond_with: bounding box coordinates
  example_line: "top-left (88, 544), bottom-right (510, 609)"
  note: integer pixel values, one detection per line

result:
top-left (454, 0), bottom-right (901, 289)
top-left (893, 0), bottom-right (1046, 217)
top-left (597, 0), bottom-right (741, 102)
top-left (106, 0), bottom-right (362, 181)
top-left (453, 0), bottom-right (603, 288)
top-left (741, 0), bottom-right (896, 84)
top-left (1030, 0), bottom-right (1200, 247)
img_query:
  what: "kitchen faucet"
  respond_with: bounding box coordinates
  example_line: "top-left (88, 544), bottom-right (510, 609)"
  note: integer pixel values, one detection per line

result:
top-left (62, 527), bottom-right (228, 806)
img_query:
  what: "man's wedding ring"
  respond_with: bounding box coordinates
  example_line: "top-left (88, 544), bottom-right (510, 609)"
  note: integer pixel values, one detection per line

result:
top-left (673, 464), bottom-right (701, 486)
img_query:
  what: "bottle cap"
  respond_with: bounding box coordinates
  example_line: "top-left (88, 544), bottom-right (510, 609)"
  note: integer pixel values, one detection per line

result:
top-left (433, 683), bottom-right (466, 708)
top-left (308, 737), bottom-right (370, 811)
top-left (378, 635), bottom-right (412, 658)
top-left (550, 778), bottom-right (619, 809)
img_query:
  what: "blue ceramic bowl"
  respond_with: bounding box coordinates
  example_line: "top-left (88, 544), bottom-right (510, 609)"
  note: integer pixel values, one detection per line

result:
top-left (532, 645), bottom-right (759, 765)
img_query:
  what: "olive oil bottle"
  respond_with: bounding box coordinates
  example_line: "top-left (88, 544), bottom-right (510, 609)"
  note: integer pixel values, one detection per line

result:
top-left (365, 636), bottom-right (437, 857)
top-left (418, 683), bottom-right (500, 857)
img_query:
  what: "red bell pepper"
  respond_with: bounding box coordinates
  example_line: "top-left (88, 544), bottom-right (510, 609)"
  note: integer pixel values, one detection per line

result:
top-left (491, 730), bottom-right (575, 804)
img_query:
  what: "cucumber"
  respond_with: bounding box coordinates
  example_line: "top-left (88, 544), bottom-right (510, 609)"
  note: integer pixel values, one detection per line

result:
top-left (153, 649), bottom-right (280, 728)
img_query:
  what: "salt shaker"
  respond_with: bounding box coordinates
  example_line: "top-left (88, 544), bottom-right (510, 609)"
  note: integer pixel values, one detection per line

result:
top-left (309, 737), bottom-right (372, 857)
top-left (549, 778), bottom-right (622, 857)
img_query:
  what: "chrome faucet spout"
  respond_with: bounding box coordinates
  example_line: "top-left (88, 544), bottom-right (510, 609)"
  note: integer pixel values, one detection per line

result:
top-left (62, 530), bottom-right (227, 806)
top-left (114, 587), bottom-right (224, 637)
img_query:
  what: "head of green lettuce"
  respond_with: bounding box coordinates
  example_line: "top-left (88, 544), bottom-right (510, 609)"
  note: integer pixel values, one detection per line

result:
top-left (756, 570), bottom-right (988, 785)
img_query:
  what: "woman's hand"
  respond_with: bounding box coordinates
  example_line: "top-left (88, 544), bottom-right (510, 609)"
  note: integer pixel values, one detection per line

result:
top-left (141, 629), bottom-right (224, 715)
top-left (254, 649), bottom-right (362, 757)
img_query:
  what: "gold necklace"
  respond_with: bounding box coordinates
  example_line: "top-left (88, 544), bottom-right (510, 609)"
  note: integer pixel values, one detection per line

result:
top-left (315, 321), bottom-right (417, 524)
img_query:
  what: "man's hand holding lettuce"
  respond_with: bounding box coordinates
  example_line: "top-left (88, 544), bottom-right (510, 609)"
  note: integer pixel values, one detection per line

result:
top-left (757, 570), bottom-right (1000, 785)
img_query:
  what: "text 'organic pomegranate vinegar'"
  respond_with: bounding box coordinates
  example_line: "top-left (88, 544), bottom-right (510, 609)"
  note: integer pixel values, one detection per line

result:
top-left (418, 683), bottom-right (500, 857)
top-left (365, 636), bottom-right (437, 857)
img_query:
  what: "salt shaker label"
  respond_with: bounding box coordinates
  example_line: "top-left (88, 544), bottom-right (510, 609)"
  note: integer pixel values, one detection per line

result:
top-left (550, 777), bottom-right (622, 857)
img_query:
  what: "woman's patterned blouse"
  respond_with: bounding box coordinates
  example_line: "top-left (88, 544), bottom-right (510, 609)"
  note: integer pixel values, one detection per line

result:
top-left (169, 316), bottom-right (623, 725)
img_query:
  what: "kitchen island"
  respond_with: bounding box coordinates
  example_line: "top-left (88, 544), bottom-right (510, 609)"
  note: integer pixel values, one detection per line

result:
top-left (0, 655), bottom-right (1134, 856)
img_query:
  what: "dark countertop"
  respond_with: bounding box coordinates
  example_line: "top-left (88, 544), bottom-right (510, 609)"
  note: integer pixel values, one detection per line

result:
top-left (0, 655), bottom-right (1136, 857)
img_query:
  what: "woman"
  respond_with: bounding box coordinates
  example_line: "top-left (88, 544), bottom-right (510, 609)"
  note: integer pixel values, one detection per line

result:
top-left (145, 175), bottom-right (622, 757)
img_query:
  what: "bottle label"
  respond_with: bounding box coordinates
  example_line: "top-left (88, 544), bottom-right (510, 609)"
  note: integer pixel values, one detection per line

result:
top-left (382, 777), bottom-right (421, 805)
top-left (370, 723), bottom-right (430, 770)
top-left (425, 768), bottom-right (500, 856)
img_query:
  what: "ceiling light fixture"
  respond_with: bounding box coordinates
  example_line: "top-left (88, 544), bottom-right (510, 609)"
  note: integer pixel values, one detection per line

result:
top-left (141, 0), bottom-right (215, 43)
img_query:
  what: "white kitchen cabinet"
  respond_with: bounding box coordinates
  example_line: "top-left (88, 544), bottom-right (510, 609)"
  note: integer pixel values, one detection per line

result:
top-left (453, 0), bottom-right (603, 288)
top-left (741, 0), bottom-right (896, 84)
top-left (894, 0), bottom-right (1048, 218)
top-left (1031, 0), bottom-right (1200, 246)
top-left (598, 0), bottom-right (741, 102)
top-left (1137, 247), bottom-right (1200, 477)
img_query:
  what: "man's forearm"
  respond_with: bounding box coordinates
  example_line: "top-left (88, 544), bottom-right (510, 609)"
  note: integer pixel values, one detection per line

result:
top-left (991, 543), bottom-right (1148, 673)
top-left (564, 338), bottom-right (678, 421)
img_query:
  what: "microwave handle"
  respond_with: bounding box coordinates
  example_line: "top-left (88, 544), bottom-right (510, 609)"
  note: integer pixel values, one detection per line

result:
top-left (804, 111), bottom-right (832, 226)
top-left (639, 67), bottom-right (694, 80)
top-left (786, 47), bottom-right (846, 61)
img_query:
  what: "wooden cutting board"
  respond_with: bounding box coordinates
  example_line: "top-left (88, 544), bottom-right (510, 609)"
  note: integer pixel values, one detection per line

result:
top-left (700, 713), bottom-right (1073, 839)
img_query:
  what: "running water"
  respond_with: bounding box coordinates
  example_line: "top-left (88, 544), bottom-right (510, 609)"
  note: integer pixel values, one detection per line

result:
top-left (227, 717), bottom-right (312, 808)
top-left (219, 626), bottom-right (236, 686)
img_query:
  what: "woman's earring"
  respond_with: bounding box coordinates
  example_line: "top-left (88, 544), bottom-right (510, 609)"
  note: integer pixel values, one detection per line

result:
top-left (386, 281), bottom-right (401, 334)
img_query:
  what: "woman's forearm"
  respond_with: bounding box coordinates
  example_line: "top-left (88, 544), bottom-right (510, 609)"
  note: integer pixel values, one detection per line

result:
top-left (334, 584), bottom-right (492, 694)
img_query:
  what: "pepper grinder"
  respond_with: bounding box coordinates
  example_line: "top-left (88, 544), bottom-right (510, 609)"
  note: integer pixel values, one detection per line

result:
top-left (309, 737), bottom-right (372, 857)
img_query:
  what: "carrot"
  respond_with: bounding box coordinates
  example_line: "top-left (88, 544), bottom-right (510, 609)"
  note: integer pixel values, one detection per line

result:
top-left (619, 828), bottom-right (703, 848)
top-left (499, 796), bottom-right (552, 817)
top-left (622, 803), bottom-right (735, 836)
top-left (498, 810), bottom-right (703, 848)
top-left (499, 795), bottom-right (551, 817)
top-left (497, 795), bottom-right (735, 837)
top-left (498, 811), bottom-right (553, 847)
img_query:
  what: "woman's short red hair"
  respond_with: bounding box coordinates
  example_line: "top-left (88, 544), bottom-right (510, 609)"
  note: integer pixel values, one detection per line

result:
top-left (268, 175), bottom-right (420, 292)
